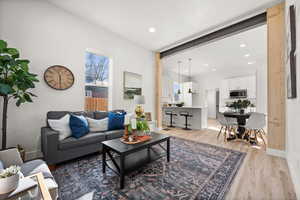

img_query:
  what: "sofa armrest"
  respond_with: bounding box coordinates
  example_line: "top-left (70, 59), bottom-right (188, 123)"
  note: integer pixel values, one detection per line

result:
top-left (41, 127), bottom-right (59, 164)
top-left (0, 148), bottom-right (23, 168)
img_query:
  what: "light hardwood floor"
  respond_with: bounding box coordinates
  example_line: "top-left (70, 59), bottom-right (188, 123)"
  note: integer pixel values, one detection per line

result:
top-left (159, 119), bottom-right (297, 200)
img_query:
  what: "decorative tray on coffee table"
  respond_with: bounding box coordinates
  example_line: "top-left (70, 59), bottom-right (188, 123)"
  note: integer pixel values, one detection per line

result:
top-left (120, 135), bottom-right (152, 144)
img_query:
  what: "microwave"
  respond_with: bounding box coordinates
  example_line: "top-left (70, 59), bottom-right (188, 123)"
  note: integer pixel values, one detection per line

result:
top-left (229, 89), bottom-right (247, 99)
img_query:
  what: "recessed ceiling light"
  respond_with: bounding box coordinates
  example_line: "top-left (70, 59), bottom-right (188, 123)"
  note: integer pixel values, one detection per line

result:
top-left (148, 27), bottom-right (156, 33)
top-left (240, 44), bottom-right (246, 48)
top-left (248, 61), bottom-right (255, 65)
top-left (203, 64), bottom-right (209, 67)
top-left (212, 68), bottom-right (217, 71)
top-left (244, 54), bottom-right (250, 57)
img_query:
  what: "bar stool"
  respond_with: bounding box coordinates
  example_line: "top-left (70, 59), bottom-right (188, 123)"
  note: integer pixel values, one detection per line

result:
top-left (180, 111), bottom-right (193, 130)
top-left (165, 111), bottom-right (177, 127)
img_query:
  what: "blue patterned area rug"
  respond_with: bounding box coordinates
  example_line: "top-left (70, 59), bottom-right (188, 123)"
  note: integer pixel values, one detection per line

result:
top-left (53, 137), bottom-right (246, 200)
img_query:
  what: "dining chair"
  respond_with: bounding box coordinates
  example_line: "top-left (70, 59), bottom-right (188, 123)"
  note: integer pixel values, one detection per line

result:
top-left (216, 113), bottom-right (237, 142)
top-left (243, 112), bottom-right (267, 147)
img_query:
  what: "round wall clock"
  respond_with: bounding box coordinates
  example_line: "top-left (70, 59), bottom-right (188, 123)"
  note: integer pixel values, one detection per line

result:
top-left (44, 65), bottom-right (74, 90)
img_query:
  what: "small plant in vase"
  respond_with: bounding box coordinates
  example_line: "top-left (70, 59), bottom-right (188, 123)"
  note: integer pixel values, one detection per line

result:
top-left (128, 119), bottom-right (150, 136)
top-left (0, 165), bottom-right (21, 194)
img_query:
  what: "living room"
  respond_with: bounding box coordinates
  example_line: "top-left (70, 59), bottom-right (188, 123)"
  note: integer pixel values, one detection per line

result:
top-left (0, 0), bottom-right (299, 199)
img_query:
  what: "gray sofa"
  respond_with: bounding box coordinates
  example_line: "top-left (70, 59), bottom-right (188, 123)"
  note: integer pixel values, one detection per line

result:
top-left (41, 110), bottom-right (124, 165)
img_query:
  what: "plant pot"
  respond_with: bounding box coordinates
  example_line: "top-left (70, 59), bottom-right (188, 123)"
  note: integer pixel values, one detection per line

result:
top-left (0, 173), bottom-right (19, 194)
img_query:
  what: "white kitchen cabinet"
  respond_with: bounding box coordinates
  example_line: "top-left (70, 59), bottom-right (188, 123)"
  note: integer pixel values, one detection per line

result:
top-left (223, 75), bottom-right (256, 99)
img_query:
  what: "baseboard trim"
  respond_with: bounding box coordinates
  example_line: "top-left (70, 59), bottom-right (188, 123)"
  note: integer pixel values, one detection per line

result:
top-left (25, 150), bottom-right (43, 161)
top-left (287, 158), bottom-right (300, 200)
top-left (266, 148), bottom-right (286, 158)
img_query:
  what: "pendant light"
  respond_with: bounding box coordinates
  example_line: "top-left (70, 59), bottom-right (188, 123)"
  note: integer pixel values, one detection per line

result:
top-left (177, 61), bottom-right (181, 94)
top-left (188, 58), bottom-right (192, 93)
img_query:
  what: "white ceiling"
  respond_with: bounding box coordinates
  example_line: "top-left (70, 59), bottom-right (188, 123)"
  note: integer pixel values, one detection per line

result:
top-left (162, 25), bottom-right (267, 77)
top-left (47, 0), bottom-right (280, 51)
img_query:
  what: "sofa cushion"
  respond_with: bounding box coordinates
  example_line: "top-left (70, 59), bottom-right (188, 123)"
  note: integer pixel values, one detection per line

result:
top-left (59, 132), bottom-right (106, 150)
top-left (47, 111), bottom-right (70, 121)
top-left (21, 159), bottom-right (53, 179)
top-left (21, 160), bottom-right (58, 200)
top-left (94, 111), bottom-right (109, 120)
top-left (0, 148), bottom-right (23, 168)
top-left (105, 130), bottom-right (124, 140)
top-left (72, 111), bottom-right (94, 118)
top-left (69, 115), bottom-right (89, 138)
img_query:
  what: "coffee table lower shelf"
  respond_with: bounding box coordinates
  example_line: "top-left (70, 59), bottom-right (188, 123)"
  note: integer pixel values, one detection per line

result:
top-left (106, 148), bottom-right (166, 175)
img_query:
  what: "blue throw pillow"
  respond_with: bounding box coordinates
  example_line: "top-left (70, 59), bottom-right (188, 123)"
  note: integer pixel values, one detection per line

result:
top-left (108, 112), bottom-right (126, 130)
top-left (69, 115), bottom-right (89, 138)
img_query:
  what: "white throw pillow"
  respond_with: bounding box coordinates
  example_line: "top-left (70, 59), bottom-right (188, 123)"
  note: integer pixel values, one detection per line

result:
top-left (48, 114), bottom-right (72, 140)
top-left (86, 117), bottom-right (108, 132)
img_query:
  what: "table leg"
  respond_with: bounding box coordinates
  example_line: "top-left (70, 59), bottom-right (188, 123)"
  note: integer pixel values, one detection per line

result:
top-left (120, 155), bottom-right (125, 189)
top-left (167, 138), bottom-right (170, 162)
top-left (102, 146), bottom-right (106, 173)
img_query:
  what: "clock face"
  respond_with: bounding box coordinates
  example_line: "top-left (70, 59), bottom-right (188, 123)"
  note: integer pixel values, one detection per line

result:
top-left (44, 65), bottom-right (74, 90)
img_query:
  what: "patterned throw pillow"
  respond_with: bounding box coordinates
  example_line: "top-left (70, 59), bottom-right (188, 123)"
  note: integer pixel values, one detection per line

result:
top-left (86, 117), bottom-right (108, 132)
top-left (48, 114), bottom-right (72, 140)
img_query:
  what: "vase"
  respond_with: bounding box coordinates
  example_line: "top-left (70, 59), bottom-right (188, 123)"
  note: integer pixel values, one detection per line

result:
top-left (240, 109), bottom-right (245, 114)
top-left (0, 173), bottom-right (19, 194)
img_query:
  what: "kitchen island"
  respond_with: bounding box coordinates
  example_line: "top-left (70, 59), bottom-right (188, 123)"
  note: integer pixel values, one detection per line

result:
top-left (162, 106), bottom-right (208, 130)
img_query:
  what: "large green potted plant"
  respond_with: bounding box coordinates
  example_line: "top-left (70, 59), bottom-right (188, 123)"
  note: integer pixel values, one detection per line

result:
top-left (226, 99), bottom-right (251, 114)
top-left (0, 40), bottom-right (39, 150)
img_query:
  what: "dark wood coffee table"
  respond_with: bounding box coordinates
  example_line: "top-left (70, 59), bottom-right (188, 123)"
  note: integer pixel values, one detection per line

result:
top-left (102, 132), bottom-right (170, 189)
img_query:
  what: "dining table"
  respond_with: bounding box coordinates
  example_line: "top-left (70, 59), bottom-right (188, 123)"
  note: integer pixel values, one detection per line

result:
top-left (223, 112), bottom-right (251, 141)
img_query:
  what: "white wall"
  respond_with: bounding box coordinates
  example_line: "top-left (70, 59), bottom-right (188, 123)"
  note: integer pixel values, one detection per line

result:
top-left (285, 0), bottom-right (300, 198)
top-left (162, 69), bottom-right (190, 103)
top-left (256, 65), bottom-right (268, 114)
top-left (206, 89), bottom-right (217, 118)
top-left (0, 0), bottom-right (155, 158)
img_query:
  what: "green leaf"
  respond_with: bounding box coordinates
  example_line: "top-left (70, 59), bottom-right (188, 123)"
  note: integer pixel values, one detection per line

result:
top-left (16, 99), bottom-right (22, 107)
top-left (5, 48), bottom-right (19, 58)
top-left (28, 92), bottom-right (37, 97)
top-left (17, 60), bottom-right (30, 71)
top-left (24, 93), bottom-right (33, 102)
top-left (0, 40), bottom-right (7, 52)
top-left (0, 55), bottom-right (11, 62)
top-left (0, 83), bottom-right (13, 95)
